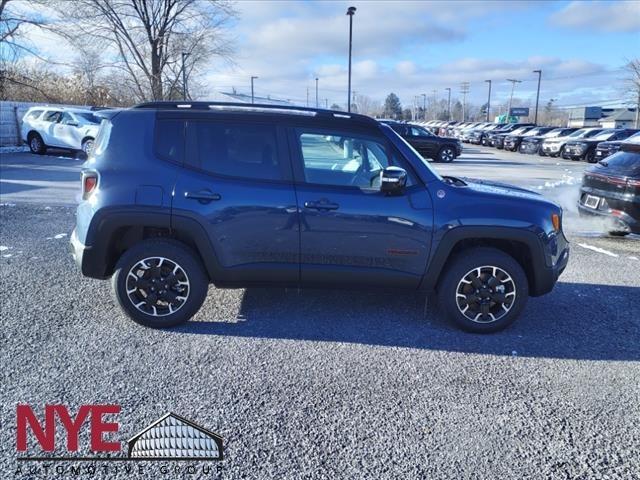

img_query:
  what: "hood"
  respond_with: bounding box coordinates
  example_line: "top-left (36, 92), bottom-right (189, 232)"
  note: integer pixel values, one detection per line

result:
top-left (522, 135), bottom-right (546, 142)
top-left (461, 177), bottom-right (542, 198)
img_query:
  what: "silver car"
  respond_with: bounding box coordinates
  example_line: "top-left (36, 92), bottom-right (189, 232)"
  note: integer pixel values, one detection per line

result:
top-left (21, 107), bottom-right (101, 155)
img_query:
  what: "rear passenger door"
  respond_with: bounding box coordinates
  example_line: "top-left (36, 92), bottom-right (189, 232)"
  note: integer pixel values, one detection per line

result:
top-left (170, 116), bottom-right (300, 285)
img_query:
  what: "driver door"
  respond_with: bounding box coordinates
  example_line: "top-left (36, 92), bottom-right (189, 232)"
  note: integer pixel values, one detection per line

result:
top-left (289, 128), bottom-right (433, 288)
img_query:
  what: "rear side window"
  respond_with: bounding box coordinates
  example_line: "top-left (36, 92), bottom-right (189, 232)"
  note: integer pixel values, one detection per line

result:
top-left (43, 111), bottom-right (62, 123)
top-left (186, 122), bottom-right (282, 181)
top-left (598, 152), bottom-right (640, 176)
top-left (155, 119), bottom-right (184, 164)
top-left (25, 110), bottom-right (43, 121)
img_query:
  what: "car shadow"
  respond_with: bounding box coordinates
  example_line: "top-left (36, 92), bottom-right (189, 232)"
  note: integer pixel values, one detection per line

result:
top-left (176, 281), bottom-right (639, 361)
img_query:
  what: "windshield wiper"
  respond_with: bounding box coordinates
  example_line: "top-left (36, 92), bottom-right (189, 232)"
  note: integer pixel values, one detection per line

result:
top-left (442, 175), bottom-right (467, 186)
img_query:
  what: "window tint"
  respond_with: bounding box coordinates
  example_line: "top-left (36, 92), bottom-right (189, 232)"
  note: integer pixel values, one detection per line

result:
top-left (75, 112), bottom-right (100, 124)
top-left (25, 110), bottom-right (43, 120)
top-left (60, 112), bottom-right (75, 125)
top-left (43, 111), bottom-right (62, 123)
top-left (410, 126), bottom-right (432, 137)
top-left (597, 151), bottom-right (640, 175)
top-left (188, 122), bottom-right (281, 181)
top-left (155, 119), bottom-right (184, 163)
top-left (298, 132), bottom-right (410, 189)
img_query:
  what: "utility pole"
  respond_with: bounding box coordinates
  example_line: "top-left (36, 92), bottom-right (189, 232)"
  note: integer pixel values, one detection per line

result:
top-left (250, 76), bottom-right (258, 104)
top-left (346, 6), bottom-right (356, 112)
top-left (432, 89), bottom-right (437, 120)
top-left (325, 98), bottom-right (329, 109)
top-left (533, 70), bottom-right (542, 124)
top-left (445, 87), bottom-right (451, 120)
top-left (422, 93), bottom-right (427, 121)
top-left (460, 82), bottom-right (470, 121)
top-left (181, 52), bottom-right (189, 100)
top-left (352, 90), bottom-right (357, 112)
top-left (315, 77), bottom-right (319, 108)
top-left (506, 78), bottom-right (522, 123)
top-left (484, 80), bottom-right (492, 122)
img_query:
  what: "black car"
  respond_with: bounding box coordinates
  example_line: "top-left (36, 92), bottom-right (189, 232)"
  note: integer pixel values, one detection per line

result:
top-left (503, 127), bottom-right (555, 152)
top-left (519, 128), bottom-right (578, 155)
top-left (563, 129), bottom-right (638, 162)
top-left (384, 121), bottom-right (462, 162)
top-left (578, 142), bottom-right (640, 235)
top-left (489, 125), bottom-right (535, 149)
top-left (594, 131), bottom-right (640, 160)
top-left (467, 124), bottom-right (506, 145)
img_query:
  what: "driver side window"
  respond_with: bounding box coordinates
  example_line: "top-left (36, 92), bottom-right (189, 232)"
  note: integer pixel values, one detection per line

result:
top-left (298, 131), bottom-right (396, 189)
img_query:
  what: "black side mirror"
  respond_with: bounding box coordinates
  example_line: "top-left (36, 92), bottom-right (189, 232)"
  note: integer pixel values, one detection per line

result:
top-left (380, 166), bottom-right (407, 195)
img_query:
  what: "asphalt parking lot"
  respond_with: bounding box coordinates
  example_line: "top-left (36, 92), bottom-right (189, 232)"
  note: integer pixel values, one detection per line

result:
top-left (1, 146), bottom-right (639, 479)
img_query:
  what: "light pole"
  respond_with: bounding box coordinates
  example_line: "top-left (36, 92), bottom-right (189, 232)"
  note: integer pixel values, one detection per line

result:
top-left (506, 78), bottom-right (521, 123)
top-left (421, 93), bottom-right (427, 121)
top-left (251, 76), bottom-right (258, 104)
top-left (483, 80), bottom-right (492, 122)
top-left (445, 87), bottom-right (451, 120)
top-left (346, 6), bottom-right (356, 112)
top-left (181, 52), bottom-right (190, 100)
top-left (533, 69), bottom-right (542, 125)
top-left (315, 77), bottom-right (319, 108)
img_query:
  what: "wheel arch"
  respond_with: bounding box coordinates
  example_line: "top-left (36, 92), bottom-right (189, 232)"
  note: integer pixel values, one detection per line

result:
top-left (421, 226), bottom-right (550, 296)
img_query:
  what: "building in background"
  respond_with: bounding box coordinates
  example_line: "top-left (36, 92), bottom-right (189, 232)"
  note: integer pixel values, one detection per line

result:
top-left (598, 109), bottom-right (637, 129)
top-left (567, 107), bottom-right (637, 128)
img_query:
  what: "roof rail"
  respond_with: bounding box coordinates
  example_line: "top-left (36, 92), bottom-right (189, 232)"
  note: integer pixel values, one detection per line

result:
top-left (132, 101), bottom-right (378, 125)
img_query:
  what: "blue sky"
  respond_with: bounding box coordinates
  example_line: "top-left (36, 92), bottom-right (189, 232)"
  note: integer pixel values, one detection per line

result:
top-left (20, 0), bottom-right (640, 109)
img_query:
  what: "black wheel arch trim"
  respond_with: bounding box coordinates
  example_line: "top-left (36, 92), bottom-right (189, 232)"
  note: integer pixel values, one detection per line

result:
top-left (420, 225), bottom-right (556, 297)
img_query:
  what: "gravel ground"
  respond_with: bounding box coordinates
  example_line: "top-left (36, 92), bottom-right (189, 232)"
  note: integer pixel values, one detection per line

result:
top-left (1, 147), bottom-right (640, 479)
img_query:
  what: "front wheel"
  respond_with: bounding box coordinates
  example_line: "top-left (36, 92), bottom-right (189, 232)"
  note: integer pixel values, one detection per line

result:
top-left (111, 239), bottom-right (209, 328)
top-left (81, 138), bottom-right (95, 156)
top-left (438, 146), bottom-right (456, 163)
top-left (437, 247), bottom-right (529, 333)
top-left (586, 150), bottom-right (596, 163)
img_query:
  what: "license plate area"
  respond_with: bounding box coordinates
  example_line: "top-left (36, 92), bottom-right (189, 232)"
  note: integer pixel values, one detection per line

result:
top-left (583, 194), bottom-right (600, 209)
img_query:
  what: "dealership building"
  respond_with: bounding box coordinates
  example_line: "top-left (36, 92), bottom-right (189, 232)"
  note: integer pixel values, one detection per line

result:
top-left (568, 107), bottom-right (637, 128)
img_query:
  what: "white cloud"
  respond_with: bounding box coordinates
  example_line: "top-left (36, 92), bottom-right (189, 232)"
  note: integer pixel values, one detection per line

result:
top-left (550, 1), bottom-right (640, 33)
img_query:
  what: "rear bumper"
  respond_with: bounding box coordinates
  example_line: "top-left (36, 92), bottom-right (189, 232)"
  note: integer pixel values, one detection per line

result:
top-left (578, 203), bottom-right (639, 234)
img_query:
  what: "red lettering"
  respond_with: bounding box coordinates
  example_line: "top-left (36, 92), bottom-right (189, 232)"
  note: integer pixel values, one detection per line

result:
top-left (16, 405), bottom-right (55, 452)
top-left (54, 405), bottom-right (91, 452)
top-left (90, 405), bottom-right (121, 451)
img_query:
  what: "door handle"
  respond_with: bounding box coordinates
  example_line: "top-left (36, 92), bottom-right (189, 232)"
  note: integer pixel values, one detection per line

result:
top-left (185, 190), bottom-right (221, 203)
top-left (304, 201), bottom-right (339, 211)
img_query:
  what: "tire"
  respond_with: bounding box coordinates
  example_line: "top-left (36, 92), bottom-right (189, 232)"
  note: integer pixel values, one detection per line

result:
top-left (81, 138), bottom-right (95, 156)
top-left (437, 247), bottom-right (529, 333)
top-left (438, 146), bottom-right (456, 163)
top-left (608, 230), bottom-right (629, 237)
top-left (111, 239), bottom-right (209, 328)
top-left (28, 132), bottom-right (46, 154)
top-left (586, 150), bottom-right (596, 163)
top-left (538, 149), bottom-right (546, 157)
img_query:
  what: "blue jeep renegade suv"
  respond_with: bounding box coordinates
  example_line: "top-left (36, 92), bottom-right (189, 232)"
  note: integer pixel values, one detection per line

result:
top-left (70, 102), bottom-right (569, 333)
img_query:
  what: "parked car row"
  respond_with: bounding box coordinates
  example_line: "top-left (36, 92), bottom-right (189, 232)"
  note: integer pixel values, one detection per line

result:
top-left (379, 120), bottom-right (462, 162)
top-left (420, 119), bottom-right (639, 163)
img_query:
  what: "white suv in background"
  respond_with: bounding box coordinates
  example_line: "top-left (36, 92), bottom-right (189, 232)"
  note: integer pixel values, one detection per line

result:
top-left (21, 107), bottom-right (102, 155)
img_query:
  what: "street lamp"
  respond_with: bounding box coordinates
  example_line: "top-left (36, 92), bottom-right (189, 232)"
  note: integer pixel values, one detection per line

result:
top-left (346, 6), bottom-right (356, 112)
top-left (181, 52), bottom-right (190, 100)
top-left (506, 78), bottom-right (522, 123)
top-left (445, 87), bottom-right (451, 121)
top-left (421, 93), bottom-right (426, 121)
top-left (251, 76), bottom-right (258, 104)
top-left (315, 77), bottom-right (319, 108)
top-left (484, 80), bottom-right (492, 122)
top-left (533, 70), bottom-right (542, 125)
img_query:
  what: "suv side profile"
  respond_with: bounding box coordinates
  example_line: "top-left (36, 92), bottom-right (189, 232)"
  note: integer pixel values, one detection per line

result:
top-left (382, 121), bottom-right (462, 162)
top-left (22, 107), bottom-right (101, 155)
top-left (70, 102), bottom-right (569, 333)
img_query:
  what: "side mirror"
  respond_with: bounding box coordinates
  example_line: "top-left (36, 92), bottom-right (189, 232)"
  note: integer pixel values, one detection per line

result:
top-left (380, 166), bottom-right (407, 195)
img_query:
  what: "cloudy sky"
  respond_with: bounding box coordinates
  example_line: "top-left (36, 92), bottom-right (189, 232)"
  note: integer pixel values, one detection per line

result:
top-left (21, 0), bottom-right (640, 110)
top-left (205, 0), bottom-right (639, 109)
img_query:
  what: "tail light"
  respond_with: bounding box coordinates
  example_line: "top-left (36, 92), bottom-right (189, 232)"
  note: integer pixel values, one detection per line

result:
top-left (82, 172), bottom-right (98, 200)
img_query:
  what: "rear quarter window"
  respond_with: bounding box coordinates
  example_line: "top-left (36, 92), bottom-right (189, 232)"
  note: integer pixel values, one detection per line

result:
top-left (155, 119), bottom-right (184, 164)
top-left (24, 110), bottom-right (43, 121)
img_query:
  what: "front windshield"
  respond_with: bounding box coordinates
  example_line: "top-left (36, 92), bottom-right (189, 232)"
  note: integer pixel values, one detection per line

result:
top-left (591, 130), bottom-right (616, 141)
top-left (75, 112), bottom-right (100, 124)
top-left (544, 129), bottom-right (563, 138)
top-left (583, 129), bottom-right (604, 138)
top-left (510, 127), bottom-right (529, 135)
top-left (568, 129), bottom-right (588, 138)
top-left (523, 128), bottom-right (543, 137)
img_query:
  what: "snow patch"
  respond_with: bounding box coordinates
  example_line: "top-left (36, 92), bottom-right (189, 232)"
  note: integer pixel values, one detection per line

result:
top-left (629, 256), bottom-right (639, 261)
top-left (0, 146), bottom-right (29, 153)
top-left (54, 233), bottom-right (67, 239)
top-left (0, 203), bottom-right (17, 207)
top-left (0, 246), bottom-right (9, 251)
top-left (2, 254), bottom-right (12, 258)
top-left (577, 243), bottom-right (619, 257)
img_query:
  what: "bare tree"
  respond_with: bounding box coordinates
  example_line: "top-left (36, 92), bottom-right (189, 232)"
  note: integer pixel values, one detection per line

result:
top-left (623, 58), bottom-right (640, 128)
top-left (53, 0), bottom-right (236, 101)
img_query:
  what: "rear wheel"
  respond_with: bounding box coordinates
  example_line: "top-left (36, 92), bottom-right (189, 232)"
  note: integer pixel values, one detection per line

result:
top-left (437, 247), bottom-right (529, 333)
top-left (112, 239), bottom-right (208, 328)
top-left (81, 138), bottom-right (95, 156)
top-left (28, 133), bottom-right (46, 154)
top-left (438, 146), bottom-right (456, 163)
top-left (586, 149), bottom-right (596, 163)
